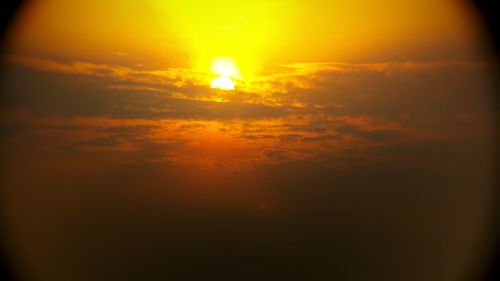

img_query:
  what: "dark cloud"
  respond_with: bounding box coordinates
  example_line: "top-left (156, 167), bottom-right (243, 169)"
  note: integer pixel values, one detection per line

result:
top-left (278, 133), bottom-right (303, 142)
top-left (0, 57), bottom-right (496, 281)
top-left (301, 134), bottom-right (340, 142)
top-left (335, 124), bottom-right (399, 142)
top-left (239, 134), bottom-right (275, 140)
top-left (0, 64), bottom-right (290, 120)
top-left (262, 149), bottom-right (290, 161)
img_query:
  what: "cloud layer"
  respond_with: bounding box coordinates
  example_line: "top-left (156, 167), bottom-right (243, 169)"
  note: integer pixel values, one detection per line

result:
top-left (0, 54), bottom-right (497, 281)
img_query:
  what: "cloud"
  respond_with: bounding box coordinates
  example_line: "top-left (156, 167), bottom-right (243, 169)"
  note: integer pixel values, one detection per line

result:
top-left (4, 54), bottom-right (492, 111)
top-left (1, 54), bottom-right (496, 281)
top-left (302, 134), bottom-right (340, 142)
top-left (0, 54), bottom-right (495, 171)
top-left (5, 54), bottom-right (209, 88)
top-left (335, 124), bottom-right (399, 142)
top-left (262, 149), bottom-right (290, 161)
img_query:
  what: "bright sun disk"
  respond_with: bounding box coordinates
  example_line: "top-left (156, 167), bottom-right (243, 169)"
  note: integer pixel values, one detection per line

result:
top-left (210, 57), bottom-right (238, 90)
top-left (210, 77), bottom-right (235, 90)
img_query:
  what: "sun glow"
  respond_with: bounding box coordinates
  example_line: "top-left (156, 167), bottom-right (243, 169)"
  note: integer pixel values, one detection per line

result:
top-left (210, 57), bottom-right (238, 90)
top-left (211, 57), bottom-right (239, 78)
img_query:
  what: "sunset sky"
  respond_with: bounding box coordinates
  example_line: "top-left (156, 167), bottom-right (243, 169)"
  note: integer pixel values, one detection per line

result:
top-left (0, 1), bottom-right (497, 281)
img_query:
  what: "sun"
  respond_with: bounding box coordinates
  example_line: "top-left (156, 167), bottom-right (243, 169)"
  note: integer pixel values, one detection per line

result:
top-left (210, 77), bottom-right (235, 90)
top-left (210, 57), bottom-right (238, 90)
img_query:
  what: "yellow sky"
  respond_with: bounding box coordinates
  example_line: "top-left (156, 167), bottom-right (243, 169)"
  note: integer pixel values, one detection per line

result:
top-left (7, 0), bottom-right (483, 78)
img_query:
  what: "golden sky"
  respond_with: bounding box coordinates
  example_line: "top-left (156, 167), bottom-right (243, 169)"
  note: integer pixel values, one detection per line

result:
top-left (8, 0), bottom-right (484, 71)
